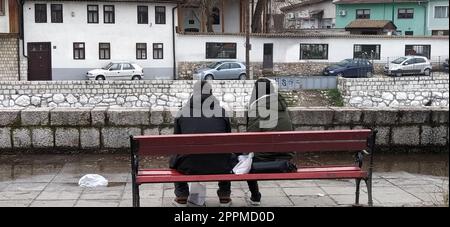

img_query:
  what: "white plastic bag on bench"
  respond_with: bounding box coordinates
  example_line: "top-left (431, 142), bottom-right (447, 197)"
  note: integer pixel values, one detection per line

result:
top-left (188, 182), bottom-right (207, 206)
top-left (232, 153), bottom-right (254, 175)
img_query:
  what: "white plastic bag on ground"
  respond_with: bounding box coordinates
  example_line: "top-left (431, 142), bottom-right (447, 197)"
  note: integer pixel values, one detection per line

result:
top-left (232, 153), bottom-right (254, 175)
top-left (188, 182), bottom-right (207, 206)
top-left (78, 174), bottom-right (109, 188)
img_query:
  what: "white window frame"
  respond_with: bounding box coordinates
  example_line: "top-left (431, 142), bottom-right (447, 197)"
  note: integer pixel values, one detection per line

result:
top-left (434, 5), bottom-right (449, 18)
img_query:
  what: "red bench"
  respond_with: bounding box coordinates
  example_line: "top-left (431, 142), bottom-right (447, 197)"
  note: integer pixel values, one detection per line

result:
top-left (130, 129), bottom-right (377, 207)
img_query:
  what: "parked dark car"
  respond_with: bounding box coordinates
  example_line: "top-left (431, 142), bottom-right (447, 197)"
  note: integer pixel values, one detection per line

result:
top-left (323, 59), bottom-right (374, 78)
top-left (444, 58), bottom-right (449, 72)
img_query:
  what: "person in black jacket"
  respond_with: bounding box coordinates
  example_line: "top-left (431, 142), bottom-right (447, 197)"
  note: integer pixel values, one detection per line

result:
top-left (170, 81), bottom-right (237, 207)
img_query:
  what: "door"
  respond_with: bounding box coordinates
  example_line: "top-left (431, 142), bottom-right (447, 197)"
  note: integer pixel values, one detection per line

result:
top-left (107, 63), bottom-right (122, 80)
top-left (263, 43), bottom-right (273, 69)
top-left (215, 63), bottom-right (231, 79)
top-left (122, 63), bottom-right (136, 79)
top-left (344, 60), bottom-right (358, 77)
top-left (28, 42), bottom-right (52, 81)
top-left (402, 58), bottom-right (416, 75)
top-left (229, 63), bottom-right (243, 79)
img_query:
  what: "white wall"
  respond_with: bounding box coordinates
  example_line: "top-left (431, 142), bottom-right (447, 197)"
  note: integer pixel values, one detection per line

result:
top-left (24, 1), bottom-right (177, 80)
top-left (177, 34), bottom-right (450, 63)
top-left (0, 0), bottom-right (9, 33)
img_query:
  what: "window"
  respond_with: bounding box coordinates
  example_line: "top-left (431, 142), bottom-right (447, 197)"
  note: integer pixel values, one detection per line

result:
top-left (398, 8), bottom-right (414, 19)
top-left (110, 63), bottom-right (121, 71)
top-left (435, 6), bottom-right (449, 18)
top-left (153, 43), bottom-right (164, 59)
top-left (51, 4), bottom-right (63, 23)
top-left (104, 5), bottom-right (115, 24)
top-left (87, 5), bottom-right (99, 23)
top-left (136, 43), bottom-right (147, 59)
top-left (123, 64), bottom-right (135, 70)
top-left (212, 7), bottom-right (220, 24)
top-left (405, 31), bottom-right (414, 36)
top-left (0, 0), bottom-right (5, 16)
top-left (230, 63), bottom-right (242, 69)
top-left (415, 58), bottom-right (426, 64)
top-left (300, 44), bottom-right (328, 60)
top-left (35, 4), bottom-right (47, 23)
top-left (155, 6), bottom-right (166, 24)
top-left (405, 45), bottom-right (431, 59)
top-left (206, 43), bottom-right (237, 59)
top-left (99, 43), bottom-right (111, 60)
top-left (432, 30), bottom-right (449, 36)
top-left (353, 44), bottom-right (381, 60)
top-left (73, 43), bottom-right (85, 60)
top-left (138, 6), bottom-right (148, 24)
top-left (218, 63), bottom-right (230, 70)
top-left (356, 9), bottom-right (370, 19)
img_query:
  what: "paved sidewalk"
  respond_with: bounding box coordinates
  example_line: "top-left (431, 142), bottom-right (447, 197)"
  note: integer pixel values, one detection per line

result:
top-left (0, 155), bottom-right (448, 207)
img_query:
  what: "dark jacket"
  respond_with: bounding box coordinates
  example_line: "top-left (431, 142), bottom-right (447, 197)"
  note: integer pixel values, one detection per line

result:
top-left (169, 94), bottom-right (237, 175)
top-left (247, 93), bottom-right (295, 162)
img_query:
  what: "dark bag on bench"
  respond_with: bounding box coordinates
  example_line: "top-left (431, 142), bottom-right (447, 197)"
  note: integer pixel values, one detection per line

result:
top-left (250, 161), bottom-right (298, 173)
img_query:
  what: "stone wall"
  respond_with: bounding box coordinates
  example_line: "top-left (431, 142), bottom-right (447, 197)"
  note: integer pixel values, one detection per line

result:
top-left (0, 36), bottom-right (19, 81)
top-left (0, 80), bottom-right (255, 109)
top-left (0, 107), bottom-right (448, 152)
top-left (338, 76), bottom-right (449, 108)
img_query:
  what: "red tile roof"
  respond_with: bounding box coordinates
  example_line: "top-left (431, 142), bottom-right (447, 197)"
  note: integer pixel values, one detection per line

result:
top-left (345, 19), bottom-right (397, 29)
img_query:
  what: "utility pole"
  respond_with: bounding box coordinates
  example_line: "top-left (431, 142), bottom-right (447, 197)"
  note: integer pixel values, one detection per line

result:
top-left (245, 0), bottom-right (251, 79)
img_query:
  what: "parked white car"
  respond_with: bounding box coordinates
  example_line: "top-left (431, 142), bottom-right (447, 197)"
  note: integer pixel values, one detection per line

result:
top-left (86, 62), bottom-right (144, 80)
top-left (384, 56), bottom-right (432, 77)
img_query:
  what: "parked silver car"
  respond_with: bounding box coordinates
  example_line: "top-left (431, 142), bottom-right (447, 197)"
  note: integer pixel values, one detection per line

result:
top-left (384, 56), bottom-right (432, 77)
top-left (193, 62), bottom-right (247, 80)
top-left (86, 62), bottom-right (144, 80)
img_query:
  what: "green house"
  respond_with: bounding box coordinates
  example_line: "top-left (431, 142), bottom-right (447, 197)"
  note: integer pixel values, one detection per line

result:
top-left (335, 0), bottom-right (431, 36)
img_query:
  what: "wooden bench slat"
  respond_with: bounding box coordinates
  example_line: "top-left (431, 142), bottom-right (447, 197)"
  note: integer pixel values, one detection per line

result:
top-left (133, 130), bottom-right (372, 147)
top-left (137, 140), bottom-right (367, 155)
top-left (136, 169), bottom-right (368, 184)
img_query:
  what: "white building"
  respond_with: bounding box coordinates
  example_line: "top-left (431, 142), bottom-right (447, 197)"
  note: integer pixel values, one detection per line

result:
top-left (281, 0), bottom-right (336, 30)
top-left (23, 0), bottom-right (179, 80)
top-left (17, 0), bottom-right (450, 81)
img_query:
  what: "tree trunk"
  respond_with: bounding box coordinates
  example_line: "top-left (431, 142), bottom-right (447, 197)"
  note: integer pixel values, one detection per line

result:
top-left (252, 0), bottom-right (266, 33)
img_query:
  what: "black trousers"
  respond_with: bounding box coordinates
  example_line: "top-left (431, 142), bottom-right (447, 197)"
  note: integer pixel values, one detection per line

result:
top-left (174, 181), bottom-right (231, 198)
top-left (247, 181), bottom-right (260, 195)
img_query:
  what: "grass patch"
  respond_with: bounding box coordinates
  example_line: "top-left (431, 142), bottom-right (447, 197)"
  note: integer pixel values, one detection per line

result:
top-left (326, 89), bottom-right (344, 107)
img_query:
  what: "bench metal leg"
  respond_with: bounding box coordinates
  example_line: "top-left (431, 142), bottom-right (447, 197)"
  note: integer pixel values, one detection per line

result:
top-left (355, 178), bottom-right (362, 205)
top-left (364, 178), bottom-right (373, 207)
top-left (132, 183), bottom-right (140, 207)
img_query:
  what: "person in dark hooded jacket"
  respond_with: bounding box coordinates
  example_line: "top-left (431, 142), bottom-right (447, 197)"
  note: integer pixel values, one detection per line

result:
top-left (246, 78), bottom-right (295, 206)
top-left (170, 80), bottom-right (237, 207)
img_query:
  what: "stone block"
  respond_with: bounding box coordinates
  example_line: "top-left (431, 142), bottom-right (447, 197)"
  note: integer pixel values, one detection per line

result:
top-left (289, 107), bottom-right (334, 125)
top-left (12, 128), bottom-right (32, 148)
top-left (421, 126), bottom-right (448, 146)
top-left (392, 126), bottom-right (420, 146)
top-left (373, 127), bottom-right (390, 146)
top-left (80, 128), bottom-right (100, 149)
top-left (107, 108), bottom-right (150, 126)
top-left (331, 108), bottom-right (362, 124)
top-left (143, 128), bottom-right (160, 135)
top-left (150, 108), bottom-right (164, 125)
top-left (32, 128), bottom-right (54, 148)
top-left (102, 127), bottom-right (142, 148)
top-left (0, 109), bottom-right (20, 126)
top-left (431, 109), bottom-right (449, 124)
top-left (55, 128), bottom-right (80, 148)
top-left (362, 108), bottom-right (398, 126)
top-left (91, 108), bottom-right (107, 126)
top-left (21, 108), bottom-right (52, 126)
top-left (398, 109), bottom-right (431, 124)
top-left (160, 127), bottom-right (174, 135)
top-left (0, 128), bottom-right (12, 149)
top-left (50, 108), bottom-right (91, 126)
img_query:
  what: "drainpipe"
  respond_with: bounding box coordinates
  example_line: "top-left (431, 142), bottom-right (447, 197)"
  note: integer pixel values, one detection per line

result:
top-left (172, 5), bottom-right (178, 80)
top-left (15, 0), bottom-right (23, 80)
top-left (19, 0), bottom-right (28, 81)
top-left (420, 1), bottom-right (427, 35)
